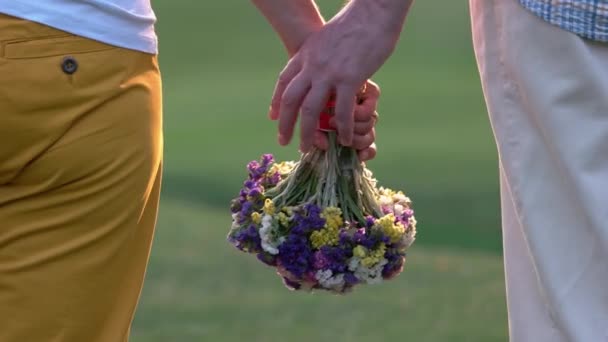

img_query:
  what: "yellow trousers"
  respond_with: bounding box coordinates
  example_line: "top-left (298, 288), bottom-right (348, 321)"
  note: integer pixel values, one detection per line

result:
top-left (0, 14), bottom-right (163, 341)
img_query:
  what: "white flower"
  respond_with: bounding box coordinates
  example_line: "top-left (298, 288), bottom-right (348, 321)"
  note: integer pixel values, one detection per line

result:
top-left (348, 257), bottom-right (360, 271)
top-left (394, 204), bottom-right (405, 216)
top-left (379, 195), bottom-right (392, 207)
top-left (261, 214), bottom-right (273, 227)
top-left (231, 213), bottom-right (240, 230)
top-left (315, 270), bottom-right (345, 290)
top-left (408, 216), bottom-right (417, 227)
top-left (323, 274), bottom-right (345, 290)
top-left (315, 269), bottom-right (333, 282)
top-left (350, 258), bottom-right (388, 285)
top-left (259, 214), bottom-right (283, 255)
top-left (392, 193), bottom-right (410, 205)
top-left (402, 230), bottom-right (416, 249)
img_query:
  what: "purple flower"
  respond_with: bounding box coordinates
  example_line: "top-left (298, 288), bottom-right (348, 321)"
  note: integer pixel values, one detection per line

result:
top-left (313, 251), bottom-right (330, 269)
top-left (248, 188), bottom-right (262, 198)
top-left (317, 246), bottom-right (350, 273)
top-left (253, 155), bottom-right (273, 176)
top-left (396, 208), bottom-right (414, 226)
top-left (338, 231), bottom-right (353, 246)
top-left (352, 228), bottom-right (384, 250)
top-left (247, 155), bottom-right (275, 180)
top-left (291, 204), bottom-right (325, 235)
top-left (247, 160), bottom-right (260, 174)
top-left (403, 208), bottom-right (414, 219)
top-left (365, 216), bottom-right (376, 228)
top-left (263, 172), bottom-right (281, 188)
top-left (277, 234), bottom-right (313, 279)
top-left (238, 201), bottom-right (254, 224)
top-left (257, 252), bottom-right (277, 267)
top-left (344, 272), bottom-right (359, 285)
top-left (261, 154), bottom-right (274, 167)
top-left (230, 224), bottom-right (262, 253)
top-left (382, 251), bottom-right (406, 279)
top-left (353, 228), bottom-right (366, 243)
top-left (244, 180), bottom-right (257, 189)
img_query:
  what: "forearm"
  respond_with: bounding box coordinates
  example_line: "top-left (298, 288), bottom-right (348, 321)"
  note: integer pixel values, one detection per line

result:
top-left (251, 0), bottom-right (325, 56)
top-left (337, 0), bottom-right (413, 41)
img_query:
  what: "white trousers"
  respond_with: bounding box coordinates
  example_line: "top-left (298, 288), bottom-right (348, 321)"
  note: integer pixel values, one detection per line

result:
top-left (470, 0), bottom-right (608, 341)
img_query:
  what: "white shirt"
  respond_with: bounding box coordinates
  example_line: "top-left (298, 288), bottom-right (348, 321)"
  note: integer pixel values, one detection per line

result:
top-left (0, 0), bottom-right (157, 54)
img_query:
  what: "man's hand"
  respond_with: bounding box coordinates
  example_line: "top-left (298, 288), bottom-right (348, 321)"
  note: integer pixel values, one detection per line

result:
top-left (268, 0), bottom-right (413, 152)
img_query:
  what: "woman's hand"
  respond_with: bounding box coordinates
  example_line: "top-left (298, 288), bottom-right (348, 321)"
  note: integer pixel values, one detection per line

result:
top-left (313, 80), bottom-right (380, 161)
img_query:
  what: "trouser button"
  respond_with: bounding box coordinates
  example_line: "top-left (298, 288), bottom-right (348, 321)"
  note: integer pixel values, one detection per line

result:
top-left (61, 56), bottom-right (78, 75)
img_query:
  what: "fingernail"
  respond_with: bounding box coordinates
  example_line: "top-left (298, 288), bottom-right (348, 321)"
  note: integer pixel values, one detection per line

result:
top-left (278, 134), bottom-right (288, 145)
top-left (269, 107), bottom-right (279, 120)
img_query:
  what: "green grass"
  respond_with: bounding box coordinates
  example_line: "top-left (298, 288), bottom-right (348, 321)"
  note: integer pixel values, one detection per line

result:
top-left (132, 199), bottom-right (506, 342)
top-left (131, 0), bottom-right (508, 340)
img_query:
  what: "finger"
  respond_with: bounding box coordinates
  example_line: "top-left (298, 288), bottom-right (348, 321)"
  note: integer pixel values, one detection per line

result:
top-left (352, 127), bottom-right (376, 151)
top-left (299, 82), bottom-right (331, 152)
top-left (364, 80), bottom-right (381, 99)
top-left (270, 57), bottom-right (302, 120)
top-left (331, 110), bottom-right (377, 126)
top-left (354, 82), bottom-right (380, 121)
top-left (353, 115), bottom-right (376, 135)
top-left (278, 73), bottom-right (311, 145)
top-left (313, 130), bottom-right (329, 151)
top-left (334, 84), bottom-right (358, 146)
top-left (358, 143), bottom-right (377, 162)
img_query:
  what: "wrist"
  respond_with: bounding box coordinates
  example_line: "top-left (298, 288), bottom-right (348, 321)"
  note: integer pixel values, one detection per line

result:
top-left (344, 0), bottom-right (413, 36)
top-left (285, 20), bottom-right (324, 57)
top-left (251, 0), bottom-right (325, 56)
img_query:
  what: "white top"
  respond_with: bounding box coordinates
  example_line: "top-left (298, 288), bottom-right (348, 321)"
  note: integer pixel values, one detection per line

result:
top-left (0, 0), bottom-right (158, 54)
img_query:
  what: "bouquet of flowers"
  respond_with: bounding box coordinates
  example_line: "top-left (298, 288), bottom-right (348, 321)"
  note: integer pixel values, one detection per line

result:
top-left (228, 97), bottom-right (417, 294)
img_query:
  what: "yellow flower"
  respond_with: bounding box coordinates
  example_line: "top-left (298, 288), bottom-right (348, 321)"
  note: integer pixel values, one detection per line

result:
top-left (353, 245), bottom-right (368, 258)
top-left (263, 199), bottom-right (275, 215)
top-left (251, 212), bottom-right (262, 224)
top-left (321, 207), bottom-right (343, 230)
top-left (309, 206), bottom-right (344, 249)
top-left (310, 228), bottom-right (340, 249)
top-left (378, 187), bottom-right (396, 198)
top-left (278, 212), bottom-right (289, 227)
top-left (376, 213), bottom-right (405, 243)
top-left (354, 243), bottom-right (387, 268)
top-left (361, 243), bottom-right (387, 268)
top-left (268, 161), bottom-right (296, 176)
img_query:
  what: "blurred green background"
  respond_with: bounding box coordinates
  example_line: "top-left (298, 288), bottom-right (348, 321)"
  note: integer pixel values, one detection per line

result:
top-left (132, 1), bottom-right (507, 341)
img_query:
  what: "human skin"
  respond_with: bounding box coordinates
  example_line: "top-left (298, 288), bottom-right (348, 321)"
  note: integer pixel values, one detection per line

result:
top-left (251, 0), bottom-right (413, 160)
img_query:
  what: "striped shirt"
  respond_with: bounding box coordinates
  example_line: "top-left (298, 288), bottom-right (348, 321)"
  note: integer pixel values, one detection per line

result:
top-left (519, 0), bottom-right (608, 42)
